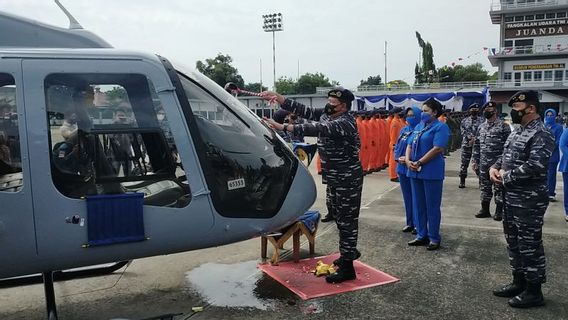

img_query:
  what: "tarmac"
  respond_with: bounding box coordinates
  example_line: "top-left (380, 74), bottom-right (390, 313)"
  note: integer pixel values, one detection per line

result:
top-left (1, 150), bottom-right (567, 320)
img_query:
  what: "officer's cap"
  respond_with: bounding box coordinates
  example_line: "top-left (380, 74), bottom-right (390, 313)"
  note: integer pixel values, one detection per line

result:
top-left (328, 87), bottom-right (355, 104)
top-left (467, 103), bottom-right (480, 110)
top-left (482, 101), bottom-right (497, 110)
top-left (508, 90), bottom-right (540, 107)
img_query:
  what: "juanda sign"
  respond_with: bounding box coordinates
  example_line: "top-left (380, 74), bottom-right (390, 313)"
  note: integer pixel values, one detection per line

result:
top-left (505, 18), bottom-right (568, 38)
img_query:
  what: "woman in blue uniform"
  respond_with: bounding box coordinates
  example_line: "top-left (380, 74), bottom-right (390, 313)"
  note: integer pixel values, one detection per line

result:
top-left (405, 98), bottom-right (450, 250)
top-left (558, 127), bottom-right (568, 222)
top-left (544, 109), bottom-right (563, 202)
top-left (395, 106), bottom-right (422, 234)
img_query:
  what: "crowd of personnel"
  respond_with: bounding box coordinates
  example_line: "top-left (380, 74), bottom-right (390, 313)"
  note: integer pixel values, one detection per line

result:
top-left (259, 87), bottom-right (558, 310)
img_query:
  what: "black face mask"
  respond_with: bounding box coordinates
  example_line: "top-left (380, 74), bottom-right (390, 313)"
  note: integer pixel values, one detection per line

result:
top-left (325, 103), bottom-right (340, 115)
top-left (483, 110), bottom-right (495, 119)
top-left (510, 107), bottom-right (528, 124)
top-left (470, 110), bottom-right (479, 117)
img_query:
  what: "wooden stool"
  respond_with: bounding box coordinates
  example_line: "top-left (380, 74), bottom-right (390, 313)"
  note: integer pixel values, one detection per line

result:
top-left (261, 221), bottom-right (318, 265)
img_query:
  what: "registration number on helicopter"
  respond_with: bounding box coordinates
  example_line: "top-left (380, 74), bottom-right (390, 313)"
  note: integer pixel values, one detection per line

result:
top-left (227, 178), bottom-right (246, 191)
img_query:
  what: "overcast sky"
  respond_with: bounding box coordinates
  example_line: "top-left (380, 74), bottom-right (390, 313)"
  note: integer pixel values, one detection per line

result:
top-left (1, 0), bottom-right (500, 89)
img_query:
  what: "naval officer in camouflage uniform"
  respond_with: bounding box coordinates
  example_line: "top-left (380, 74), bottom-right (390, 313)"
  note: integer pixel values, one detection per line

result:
top-left (261, 87), bottom-right (363, 284)
top-left (459, 103), bottom-right (483, 188)
top-left (490, 90), bottom-right (554, 308)
top-left (471, 101), bottom-right (511, 221)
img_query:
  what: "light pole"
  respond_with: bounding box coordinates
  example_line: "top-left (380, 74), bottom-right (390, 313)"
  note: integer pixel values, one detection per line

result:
top-left (262, 13), bottom-right (283, 90)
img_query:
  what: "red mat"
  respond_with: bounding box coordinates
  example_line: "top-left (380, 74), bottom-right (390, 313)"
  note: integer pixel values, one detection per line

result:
top-left (257, 253), bottom-right (399, 300)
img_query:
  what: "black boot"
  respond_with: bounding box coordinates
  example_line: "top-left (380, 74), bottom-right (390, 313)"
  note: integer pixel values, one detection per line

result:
top-left (493, 203), bottom-right (503, 221)
top-left (508, 283), bottom-right (545, 308)
top-left (326, 259), bottom-right (356, 283)
top-left (493, 272), bottom-right (526, 298)
top-left (321, 214), bottom-right (334, 223)
top-left (333, 250), bottom-right (361, 268)
top-left (459, 175), bottom-right (466, 188)
top-left (475, 201), bottom-right (491, 218)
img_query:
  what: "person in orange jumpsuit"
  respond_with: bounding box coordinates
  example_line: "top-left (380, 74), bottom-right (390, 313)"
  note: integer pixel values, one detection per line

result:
top-left (368, 111), bottom-right (381, 172)
top-left (355, 112), bottom-right (368, 173)
top-left (388, 107), bottom-right (404, 181)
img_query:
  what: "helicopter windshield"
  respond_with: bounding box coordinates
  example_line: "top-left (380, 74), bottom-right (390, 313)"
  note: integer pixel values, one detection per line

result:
top-left (171, 62), bottom-right (297, 219)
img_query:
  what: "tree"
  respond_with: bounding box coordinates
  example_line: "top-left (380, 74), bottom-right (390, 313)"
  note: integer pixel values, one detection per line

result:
top-left (296, 72), bottom-right (335, 94)
top-left (243, 83), bottom-right (268, 93)
top-left (195, 53), bottom-right (245, 88)
top-left (386, 80), bottom-right (410, 89)
top-left (275, 77), bottom-right (297, 95)
top-left (414, 31), bottom-right (437, 84)
top-left (359, 75), bottom-right (382, 86)
top-left (437, 63), bottom-right (493, 82)
top-left (105, 86), bottom-right (128, 107)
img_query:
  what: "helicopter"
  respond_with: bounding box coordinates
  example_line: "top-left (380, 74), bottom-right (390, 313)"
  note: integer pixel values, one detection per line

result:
top-left (0, 2), bottom-right (317, 319)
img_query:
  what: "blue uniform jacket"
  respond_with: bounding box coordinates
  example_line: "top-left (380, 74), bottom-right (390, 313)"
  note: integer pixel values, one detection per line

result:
top-left (406, 119), bottom-right (450, 180)
top-left (559, 128), bottom-right (568, 173)
top-left (544, 108), bottom-right (562, 163)
top-left (395, 106), bottom-right (421, 176)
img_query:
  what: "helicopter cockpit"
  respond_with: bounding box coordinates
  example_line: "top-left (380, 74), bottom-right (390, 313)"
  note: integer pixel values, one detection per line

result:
top-left (45, 73), bottom-right (190, 207)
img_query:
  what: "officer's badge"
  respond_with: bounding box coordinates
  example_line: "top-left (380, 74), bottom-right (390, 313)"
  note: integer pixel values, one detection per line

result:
top-left (336, 91), bottom-right (342, 97)
top-left (519, 94), bottom-right (525, 101)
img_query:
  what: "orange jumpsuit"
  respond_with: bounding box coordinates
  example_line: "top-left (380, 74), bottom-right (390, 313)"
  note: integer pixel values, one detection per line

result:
top-left (388, 115), bottom-right (403, 180)
top-left (356, 116), bottom-right (369, 172)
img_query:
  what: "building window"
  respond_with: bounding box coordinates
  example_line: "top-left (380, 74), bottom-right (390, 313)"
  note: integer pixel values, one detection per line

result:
top-left (503, 72), bottom-right (512, 82)
top-left (534, 71), bottom-right (543, 81)
top-left (558, 12), bottom-right (567, 18)
top-left (536, 13), bottom-right (545, 19)
top-left (523, 71), bottom-right (532, 81)
top-left (544, 70), bottom-right (553, 81)
top-left (514, 15), bottom-right (525, 21)
top-left (505, 16), bottom-right (514, 22)
top-left (554, 70), bottom-right (563, 81)
top-left (0, 73), bottom-right (22, 193)
top-left (565, 70), bottom-right (568, 81)
top-left (44, 73), bottom-right (190, 207)
top-left (525, 15), bottom-right (535, 21)
top-left (546, 13), bottom-right (556, 19)
top-left (504, 40), bottom-right (513, 48)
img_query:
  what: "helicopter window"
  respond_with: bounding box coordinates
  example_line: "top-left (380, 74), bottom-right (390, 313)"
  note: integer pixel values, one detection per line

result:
top-left (0, 73), bottom-right (23, 193)
top-left (44, 74), bottom-right (190, 208)
top-left (175, 72), bottom-right (297, 218)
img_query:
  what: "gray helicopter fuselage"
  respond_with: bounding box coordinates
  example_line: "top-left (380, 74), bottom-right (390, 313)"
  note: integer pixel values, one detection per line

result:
top-left (0, 48), bottom-right (316, 279)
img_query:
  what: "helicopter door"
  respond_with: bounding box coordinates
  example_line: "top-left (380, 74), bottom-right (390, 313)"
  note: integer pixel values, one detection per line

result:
top-left (22, 58), bottom-right (213, 268)
top-left (0, 60), bottom-right (37, 278)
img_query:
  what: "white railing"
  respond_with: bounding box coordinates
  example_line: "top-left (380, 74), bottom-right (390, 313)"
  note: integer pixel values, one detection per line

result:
top-left (494, 45), bottom-right (568, 56)
top-left (491, 0), bottom-right (566, 11)
top-left (317, 80), bottom-right (568, 94)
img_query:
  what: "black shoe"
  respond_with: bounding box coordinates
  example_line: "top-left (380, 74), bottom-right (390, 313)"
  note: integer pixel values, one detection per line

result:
top-left (508, 283), bottom-right (545, 308)
top-left (493, 273), bottom-right (526, 298)
top-left (426, 242), bottom-right (440, 251)
top-left (475, 201), bottom-right (491, 218)
top-left (408, 238), bottom-right (429, 246)
top-left (402, 226), bottom-right (414, 233)
top-left (326, 259), bottom-right (356, 283)
top-left (411, 229), bottom-right (417, 235)
top-left (459, 176), bottom-right (466, 189)
top-left (390, 178), bottom-right (399, 182)
top-left (321, 214), bottom-right (334, 223)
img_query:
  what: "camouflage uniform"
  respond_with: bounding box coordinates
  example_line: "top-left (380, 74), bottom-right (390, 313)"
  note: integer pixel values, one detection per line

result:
top-left (472, 118), bottom-right (511, 205)
top-left (492, 119), bottom-right (554, 285)
top-left (460, 115), bottom-right (482, 178)
top-left (281, 99), bottom-right (363, 260)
